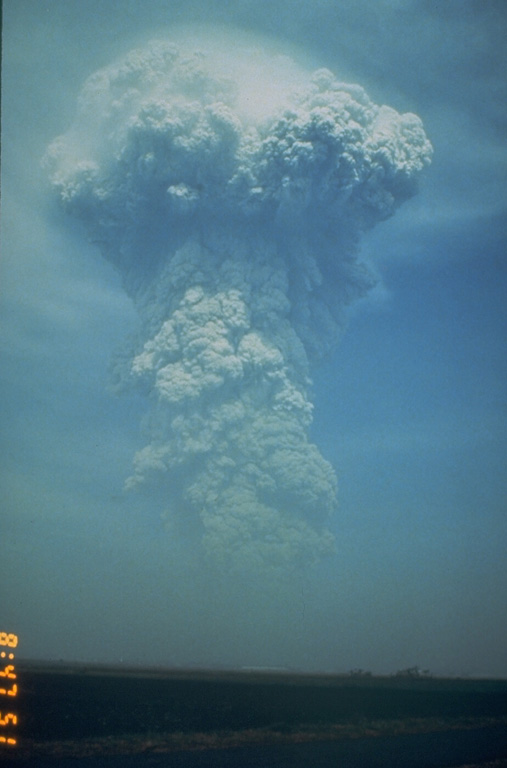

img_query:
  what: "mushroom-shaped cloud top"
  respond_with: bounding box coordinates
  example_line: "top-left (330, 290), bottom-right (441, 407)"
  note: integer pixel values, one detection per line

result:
top-left (47, 41), bottom-right (431, 276)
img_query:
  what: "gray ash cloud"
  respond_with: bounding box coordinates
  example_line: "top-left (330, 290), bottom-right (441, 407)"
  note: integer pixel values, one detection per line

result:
top-left (46, 38), bottom-right (431, 571)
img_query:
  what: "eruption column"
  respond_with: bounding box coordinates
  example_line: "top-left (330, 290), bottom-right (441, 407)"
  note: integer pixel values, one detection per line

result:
top-left (46, 39), bottom-right (431, 571)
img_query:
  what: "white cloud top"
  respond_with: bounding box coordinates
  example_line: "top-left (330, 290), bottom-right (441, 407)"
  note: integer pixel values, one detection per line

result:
top-left (46, 39), bottom-right (431, 571)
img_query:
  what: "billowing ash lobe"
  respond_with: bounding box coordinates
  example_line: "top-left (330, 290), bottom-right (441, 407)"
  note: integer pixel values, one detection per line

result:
top-left (46, 40), bottom-right (431, 571)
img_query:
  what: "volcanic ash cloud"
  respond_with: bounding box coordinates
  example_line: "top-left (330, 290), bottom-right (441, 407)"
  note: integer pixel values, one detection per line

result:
top-left (46, 40), bottom-right (432, 571)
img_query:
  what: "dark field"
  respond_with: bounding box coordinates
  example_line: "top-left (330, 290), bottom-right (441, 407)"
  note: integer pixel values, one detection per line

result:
top-left (3, 661), bottom-right (507, 764)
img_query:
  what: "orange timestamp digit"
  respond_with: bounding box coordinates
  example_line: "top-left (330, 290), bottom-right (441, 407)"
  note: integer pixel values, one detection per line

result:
top-left (0, 632), bottom-right (19, 747)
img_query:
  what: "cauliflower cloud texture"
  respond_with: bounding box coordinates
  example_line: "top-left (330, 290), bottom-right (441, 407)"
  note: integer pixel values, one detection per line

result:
top-left (46, 39), bottom-right (431, 571)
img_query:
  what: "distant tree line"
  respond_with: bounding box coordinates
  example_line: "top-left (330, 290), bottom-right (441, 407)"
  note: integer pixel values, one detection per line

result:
top-left (347, 666), bottom-right (432, 678)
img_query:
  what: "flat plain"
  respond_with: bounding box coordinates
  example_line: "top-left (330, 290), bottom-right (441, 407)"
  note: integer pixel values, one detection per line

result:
top-left (4, 661), bottom-right (507, 764)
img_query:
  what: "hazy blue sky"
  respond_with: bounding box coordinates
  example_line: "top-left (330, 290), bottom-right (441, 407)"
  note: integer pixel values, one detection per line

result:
top-left (1, 0), bottom-right (506, 677)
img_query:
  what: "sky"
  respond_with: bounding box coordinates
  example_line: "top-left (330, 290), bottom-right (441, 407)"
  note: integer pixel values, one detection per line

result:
top-left (1, 0), bottom-right (506, 678)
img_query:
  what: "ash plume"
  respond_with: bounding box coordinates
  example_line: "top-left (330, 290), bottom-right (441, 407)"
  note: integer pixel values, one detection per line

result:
top-left (45, 38), bottom-right (431, 571)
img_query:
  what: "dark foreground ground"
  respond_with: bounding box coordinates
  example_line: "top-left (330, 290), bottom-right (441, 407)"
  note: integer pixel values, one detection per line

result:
top-left (2, 661), bottom-right (507, 766)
